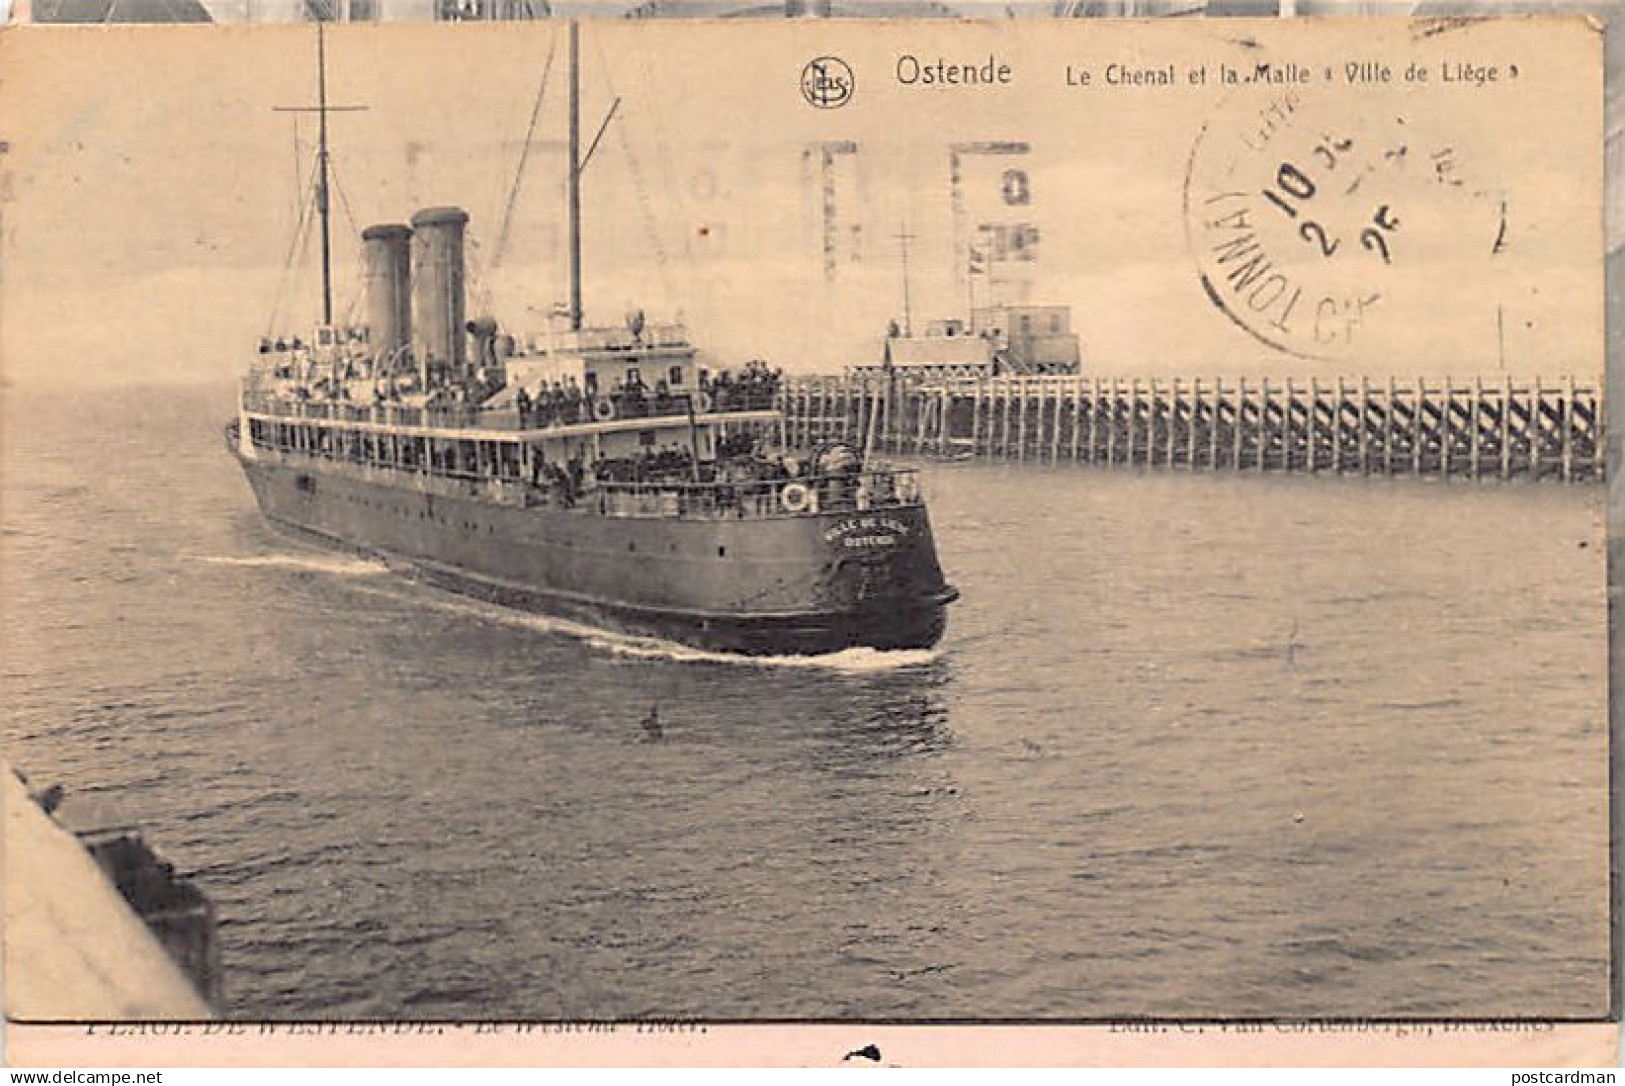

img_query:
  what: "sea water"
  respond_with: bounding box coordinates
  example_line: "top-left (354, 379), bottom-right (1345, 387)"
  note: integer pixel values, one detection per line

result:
top-left (1, 384), bottom-right (1607, 1020)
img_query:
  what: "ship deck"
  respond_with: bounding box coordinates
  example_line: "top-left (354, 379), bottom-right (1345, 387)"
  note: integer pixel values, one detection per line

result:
top-left (240, 402), bottom-right (783, 443)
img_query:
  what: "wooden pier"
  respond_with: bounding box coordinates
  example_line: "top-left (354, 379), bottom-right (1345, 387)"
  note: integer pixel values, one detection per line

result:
top-left (776, 374), bottom-right (1605, 482)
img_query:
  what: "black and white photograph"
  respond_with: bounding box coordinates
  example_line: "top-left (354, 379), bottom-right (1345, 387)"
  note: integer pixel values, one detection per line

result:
top-left (0, 2), bottom-right (1615, 1067)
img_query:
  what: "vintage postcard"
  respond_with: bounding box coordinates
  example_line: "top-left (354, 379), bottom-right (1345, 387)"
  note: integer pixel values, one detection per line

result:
top-left (0, 6), bottom-right (1614, 1068)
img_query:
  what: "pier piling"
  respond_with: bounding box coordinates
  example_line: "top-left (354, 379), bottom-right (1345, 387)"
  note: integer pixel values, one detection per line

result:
top-left (779, 373), bottom-right (1603, 482)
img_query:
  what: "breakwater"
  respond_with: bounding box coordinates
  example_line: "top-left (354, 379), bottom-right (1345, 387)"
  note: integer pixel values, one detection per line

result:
top-left (778, 374), bottom-right (1604, 482)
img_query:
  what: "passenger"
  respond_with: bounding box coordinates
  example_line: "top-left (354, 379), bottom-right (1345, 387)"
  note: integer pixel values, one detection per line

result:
top-left (568, 458), bottom-right (584, 503)
top-left (621, 372), bottom-right (647, 417)
top-left (871, 472), bottom-right (896, 504)
top-left (515, 387), bottom-right (532, 428)
top-left (544, 381), bottom-right (562, 426)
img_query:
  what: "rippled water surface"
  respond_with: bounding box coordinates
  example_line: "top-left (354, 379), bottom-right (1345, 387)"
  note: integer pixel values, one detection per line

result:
top-left (1, 385), bottom-right (1609, 1020)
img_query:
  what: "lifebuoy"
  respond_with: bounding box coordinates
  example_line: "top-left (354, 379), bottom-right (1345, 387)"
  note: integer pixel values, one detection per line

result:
top-left (593, 398), bottom-right (617, 422)
top-left (693, 390), bottom-right (714, 414)
top-left (780, 482), bottom-right (812, 514)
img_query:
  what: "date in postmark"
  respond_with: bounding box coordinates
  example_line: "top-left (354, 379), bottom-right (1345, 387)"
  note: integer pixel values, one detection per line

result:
top-left (1183, 79), bottom-right (1505, 362)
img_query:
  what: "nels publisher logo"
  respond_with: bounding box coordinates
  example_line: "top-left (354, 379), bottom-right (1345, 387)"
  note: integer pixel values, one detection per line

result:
top-left (801, 56), bottom-right (854, 109)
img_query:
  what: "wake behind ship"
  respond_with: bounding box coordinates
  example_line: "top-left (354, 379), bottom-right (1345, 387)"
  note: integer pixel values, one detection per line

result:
top-left (226, 23), bottom-right (956, 656)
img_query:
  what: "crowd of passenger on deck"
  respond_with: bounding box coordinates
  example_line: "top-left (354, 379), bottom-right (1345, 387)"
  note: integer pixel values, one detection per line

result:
top-left (592, 444), bottom-right (699, 484)
top-left (703, 360), bottom-right (783, 413)
top-left (250, 350), bottom-right (914, 515)
top-left (513, 361), bottom-right (783, 429)
top-left (563, 439), bottom-right (890, 517)
top-left (514, 377), bottom-right (589, 428)
top-left (258, 355), bottom-right (784, 433)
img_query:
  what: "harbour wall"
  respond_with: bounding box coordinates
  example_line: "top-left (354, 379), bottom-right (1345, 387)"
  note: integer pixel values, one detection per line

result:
top-left (778, 374), bottom-right (1605, 483)
top-left (5, 766), bottom-right (219, 1020)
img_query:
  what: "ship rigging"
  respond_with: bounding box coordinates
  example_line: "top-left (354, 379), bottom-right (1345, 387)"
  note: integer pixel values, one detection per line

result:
top-left (227, 21), bottom-right (958, 655)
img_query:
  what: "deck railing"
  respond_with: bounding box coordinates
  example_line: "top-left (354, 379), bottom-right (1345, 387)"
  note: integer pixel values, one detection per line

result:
top-left (241, 386), bottom-right (781, 431)
top-left (238, 413), bottom-right (916, 520)
top-left (595, 470), bottom-right (922, 520)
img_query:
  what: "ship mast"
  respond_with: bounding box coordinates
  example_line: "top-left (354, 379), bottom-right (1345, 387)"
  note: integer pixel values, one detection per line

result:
top-left (896, 225), bottom-right (916, 338)
top-left (274, 23), bottom-right (365, 330)
top-left (567, 19), bottom-right (582, 332)
top-left (563, 22), bottom-right (621, 333)
top-left (316, 22), bottom-right (334, 327)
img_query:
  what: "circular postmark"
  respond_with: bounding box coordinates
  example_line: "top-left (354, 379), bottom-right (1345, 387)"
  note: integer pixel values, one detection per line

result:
top-left (801, 56), bottom-right (855, 110)
top-left (1183, 80), bottom-right (1504, 362)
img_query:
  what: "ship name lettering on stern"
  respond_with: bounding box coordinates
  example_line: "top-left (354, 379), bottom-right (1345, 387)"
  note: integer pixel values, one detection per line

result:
top-left (825, 516), bottom-right (910, 546)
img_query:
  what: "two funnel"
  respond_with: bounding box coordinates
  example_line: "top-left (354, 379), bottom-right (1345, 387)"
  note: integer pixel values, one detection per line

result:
top-left (361, 206), bottom-right (470, 378)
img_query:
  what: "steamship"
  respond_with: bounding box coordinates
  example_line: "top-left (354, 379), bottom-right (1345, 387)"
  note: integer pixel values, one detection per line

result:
top-left (225, 23), bottom-right (957, 656)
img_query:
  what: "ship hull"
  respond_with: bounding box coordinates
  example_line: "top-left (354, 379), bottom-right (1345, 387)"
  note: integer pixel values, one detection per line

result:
top-left (229, 443), bottom-right (955, 656)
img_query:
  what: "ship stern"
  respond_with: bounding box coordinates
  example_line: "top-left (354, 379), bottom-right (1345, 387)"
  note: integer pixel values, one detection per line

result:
top-left (808, 502), bottom-right (958, 651)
